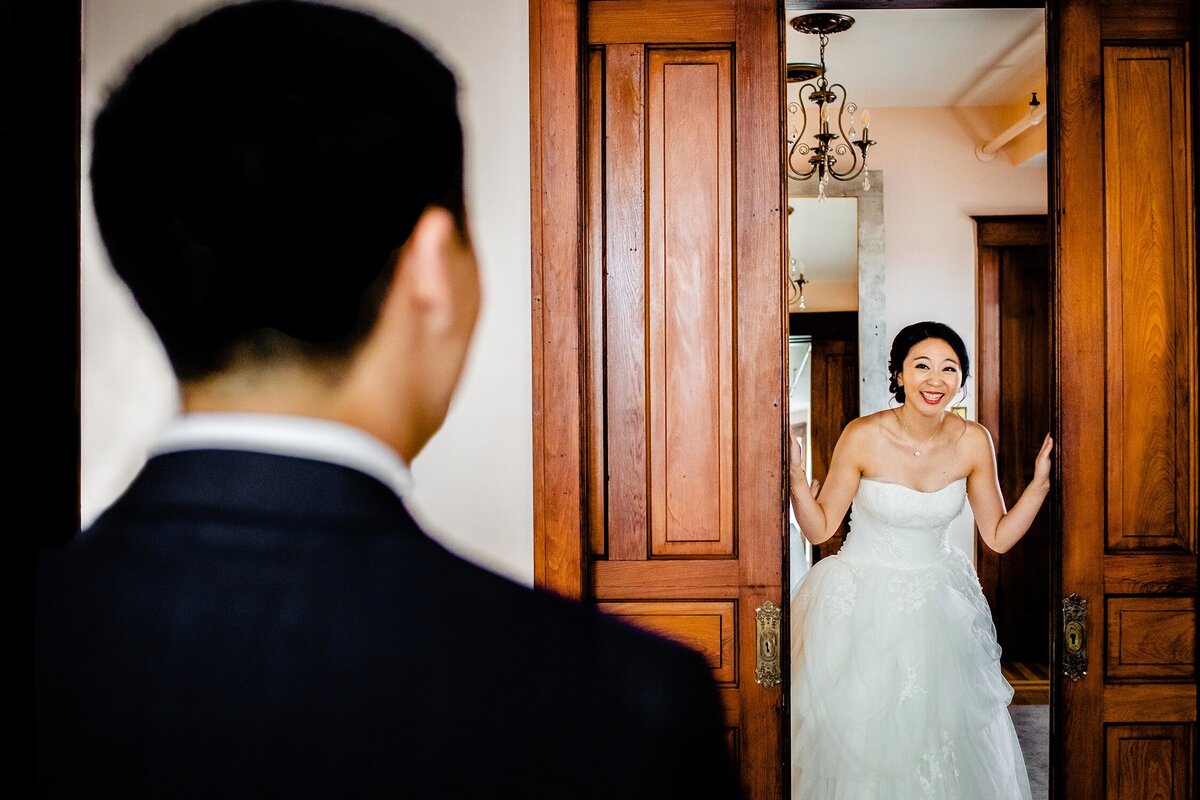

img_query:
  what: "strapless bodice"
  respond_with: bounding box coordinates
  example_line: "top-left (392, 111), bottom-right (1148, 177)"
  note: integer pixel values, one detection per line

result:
top-left (836, 477), bottom-right (967, 568)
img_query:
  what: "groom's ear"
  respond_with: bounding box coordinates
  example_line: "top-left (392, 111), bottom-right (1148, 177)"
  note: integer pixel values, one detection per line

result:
top-left (385, 206), bottom-right (461, 337)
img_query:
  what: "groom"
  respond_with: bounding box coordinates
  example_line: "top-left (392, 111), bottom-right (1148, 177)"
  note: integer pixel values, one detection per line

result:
top-left (36, 3), bottom-right (737, 797)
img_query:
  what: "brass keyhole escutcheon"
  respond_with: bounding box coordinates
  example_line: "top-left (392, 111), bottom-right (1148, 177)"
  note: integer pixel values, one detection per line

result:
top-left (754, 601), bottom-right (782, 688)
top-left (1062, 593), bottom-right (1088, 681)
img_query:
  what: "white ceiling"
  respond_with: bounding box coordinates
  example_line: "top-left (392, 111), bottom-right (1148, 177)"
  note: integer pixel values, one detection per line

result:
top-left (785, 8), bottom-right (1046, 109)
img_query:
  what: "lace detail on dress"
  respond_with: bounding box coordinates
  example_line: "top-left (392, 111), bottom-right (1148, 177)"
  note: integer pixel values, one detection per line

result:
top-left (898, 665), bottom-right (927, 705)
top-left (887, 570), bottom-right (938, 614)
top-left (875, 521), bottom-right (906, 562)
top-left (916, 731), bottom-right (960, 796)
top-left (824, 567), bottom-right (858, 621)
top-left (795, 581), bottom-right (815, 612)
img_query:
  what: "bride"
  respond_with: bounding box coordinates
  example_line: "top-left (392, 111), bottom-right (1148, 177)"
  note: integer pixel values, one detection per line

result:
top-left (789, 320), bottom-right (1052, 799)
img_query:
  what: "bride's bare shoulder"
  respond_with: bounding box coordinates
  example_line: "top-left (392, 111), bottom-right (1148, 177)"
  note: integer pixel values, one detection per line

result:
top-left (842, 411), bottom-right (893, 440)
top-left (956, 417), bottom-right (995, 454)
top-left (858, 409), bottom-right (897, 429)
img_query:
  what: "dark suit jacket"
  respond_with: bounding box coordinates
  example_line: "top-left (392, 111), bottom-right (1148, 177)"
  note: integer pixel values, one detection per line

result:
top-left (36, 450), bottom-right (739, 798)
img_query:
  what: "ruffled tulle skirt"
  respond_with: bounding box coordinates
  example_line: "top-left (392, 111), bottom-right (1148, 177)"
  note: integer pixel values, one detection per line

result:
top-left (790, 549), bottom-right (1032, 799)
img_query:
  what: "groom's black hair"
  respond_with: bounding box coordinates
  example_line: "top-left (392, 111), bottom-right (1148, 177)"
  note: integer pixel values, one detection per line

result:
top-left (888, 321), bottom-right (971, 404)
top-left (90, 0), bottom-right (465, 380)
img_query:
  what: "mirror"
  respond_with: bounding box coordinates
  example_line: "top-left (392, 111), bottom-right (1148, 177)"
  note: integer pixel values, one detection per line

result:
top-left (787, 198), bottom-right (858, 314)
top-left (788, 178), bottom-right (888, 415)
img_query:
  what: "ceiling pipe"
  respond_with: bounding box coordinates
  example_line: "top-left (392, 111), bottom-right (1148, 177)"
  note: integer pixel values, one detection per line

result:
top-left (976, 92), bottom-right (1045, 162)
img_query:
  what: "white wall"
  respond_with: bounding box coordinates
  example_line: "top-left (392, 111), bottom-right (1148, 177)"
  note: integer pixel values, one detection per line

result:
top-left (866, 105), bottom-right (1048, 556)
top-left (81, 0), bottom-right (535, 583)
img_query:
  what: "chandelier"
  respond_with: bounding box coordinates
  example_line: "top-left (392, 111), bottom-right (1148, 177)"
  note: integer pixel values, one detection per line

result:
top-left (787, 13), bottom-right (876, 199)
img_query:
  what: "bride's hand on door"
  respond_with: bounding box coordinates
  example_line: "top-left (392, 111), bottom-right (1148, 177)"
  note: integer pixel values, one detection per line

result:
top-left (790, 437), bottom-right (820, 499)
top-left (1032, 434), bottom-right (1053, 491)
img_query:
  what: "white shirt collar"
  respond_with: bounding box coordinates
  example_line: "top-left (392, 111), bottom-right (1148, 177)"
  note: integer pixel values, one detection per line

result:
top-left (152, 413), bottom-right (413, 498)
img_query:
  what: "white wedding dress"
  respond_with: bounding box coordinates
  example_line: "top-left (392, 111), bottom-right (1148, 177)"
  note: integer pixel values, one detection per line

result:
top-left (790, 477), bottom-right (1032, 799)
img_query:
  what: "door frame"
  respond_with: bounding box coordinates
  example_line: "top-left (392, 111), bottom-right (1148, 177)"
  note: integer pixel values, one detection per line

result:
top-left (528, 0), bottom-right (1060, 793)
top-left (973, 214), bottom-right (1051, 609)
top-left (530, 0), bottom-right (587, 598)
top-left (974, 214), bottom-right (1053, 688)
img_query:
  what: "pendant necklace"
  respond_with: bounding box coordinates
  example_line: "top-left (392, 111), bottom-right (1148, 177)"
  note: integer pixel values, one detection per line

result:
top-left (894, 406), bottom-right (942, 457)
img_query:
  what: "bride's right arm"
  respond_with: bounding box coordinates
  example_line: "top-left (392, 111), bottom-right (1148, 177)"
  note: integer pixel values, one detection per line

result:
top-left (789, 419), bottom-right (864, 545)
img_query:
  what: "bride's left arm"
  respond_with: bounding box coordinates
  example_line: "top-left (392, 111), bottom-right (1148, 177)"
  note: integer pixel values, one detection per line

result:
top-left (966, 424), bottom-right (1053, 554)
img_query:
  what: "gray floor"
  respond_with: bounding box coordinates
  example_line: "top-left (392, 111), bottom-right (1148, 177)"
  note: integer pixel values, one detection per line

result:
top-left (1009, 705), bottom-right (1049, 800)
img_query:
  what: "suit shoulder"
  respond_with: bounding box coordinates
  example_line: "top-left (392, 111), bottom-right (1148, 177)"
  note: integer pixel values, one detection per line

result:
top-left (437, 545), bottom-right (685, 654)
top-left (430, 542), bottom-right (706, 672)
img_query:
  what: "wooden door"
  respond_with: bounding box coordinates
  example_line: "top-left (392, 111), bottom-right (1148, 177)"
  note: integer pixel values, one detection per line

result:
top-left (975, 216), bottom-right (1052, 666)
top-left (1052, 1), bottom-right (1197, 797)
top-left (531, 1), bottom-right (785, 796)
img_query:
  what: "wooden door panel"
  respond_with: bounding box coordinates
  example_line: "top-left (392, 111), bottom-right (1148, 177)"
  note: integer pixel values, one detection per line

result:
top-left (1054, 1), bottom-right (1196, 798)
top-left (1102, 44), bottom-right (1193, 553)
top-left (647, 48), bottom-right (735, 557)
top-left (601, 44), bottom-right (739, 561)
top-left (1103, 554), bottom-right (1195, 594)
top-left (1105, 725), bottom-right (1192, 800)
top-left (1102, 685), bottom-right (1196, 723)
top-left (1104, 596), bottom-right (1196, 683)
top-left (592, 559), bottom-right (741, 597)
top-left (585, 46), bottom-right (607, 560)
top-left (597, 601), bottom-right (738, 684)
top-left (602, 42), bottom-right (649, 562)
top-left (588, 0), bottom-right (736, 44)
top-left (578, 1), bottom-right (784, 794)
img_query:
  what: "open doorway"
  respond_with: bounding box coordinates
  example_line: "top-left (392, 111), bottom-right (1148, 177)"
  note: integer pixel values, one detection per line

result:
top-left (784, 4), bottom-right (1052, 797)
top-left (975, 215), bottom-right (1053, 675)
top-left (975, 212), bottom-right (1054, 791)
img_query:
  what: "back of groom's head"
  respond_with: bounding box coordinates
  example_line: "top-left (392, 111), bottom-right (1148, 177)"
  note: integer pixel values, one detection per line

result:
top-left (91, 0), bottom-right (466, 381)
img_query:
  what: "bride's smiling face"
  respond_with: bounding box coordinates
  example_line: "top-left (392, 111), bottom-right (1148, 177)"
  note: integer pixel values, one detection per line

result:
top-left (898, 337), bottom-right (962, 414)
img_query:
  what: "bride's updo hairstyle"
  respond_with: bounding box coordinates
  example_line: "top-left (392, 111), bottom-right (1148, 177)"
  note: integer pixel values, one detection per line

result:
top-left (888, 321), bottom-right (971, 404)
